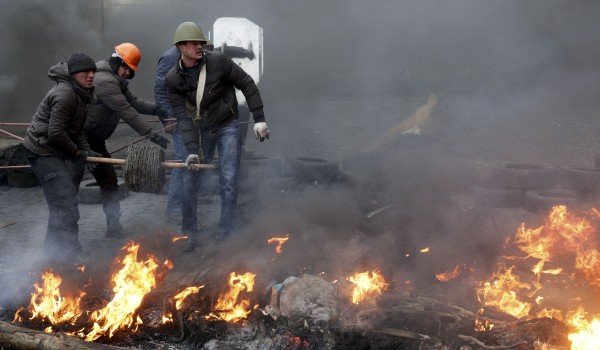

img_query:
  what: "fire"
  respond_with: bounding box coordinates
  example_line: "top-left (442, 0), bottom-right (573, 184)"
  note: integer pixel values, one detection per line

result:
top-left (207, 272), bottom-right (256, 322)
top-left (19, 269), bottom-right (84, 325)
top-left (568, 308), bottom-right (600, 350)
top-left (172, 235), bottom-right (187, 242)
top-left (267, 235), bottom-right (289, 253)
top-left (347, 270), bottom-right (388, 304)
top-left (436, 264), bottom-right (464, 282)
top-left (84, 242), bottom-right (165, 341)
top-left (173, 286), bottom-right (204, 310)
top-left (476, 205), bottom-right (600, 348)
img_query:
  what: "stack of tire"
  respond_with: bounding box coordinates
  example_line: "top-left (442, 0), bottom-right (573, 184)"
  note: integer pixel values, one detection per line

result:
top-left (0, 144), bottom-right (39, 188)
top-left (471, 161), bottom-right (576, 213)
top-left (239, 155), bottom-right (340, 198)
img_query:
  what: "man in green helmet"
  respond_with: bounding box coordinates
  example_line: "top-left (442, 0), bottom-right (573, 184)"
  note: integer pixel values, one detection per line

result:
top-left (165, 21), bottom-right (269, 251)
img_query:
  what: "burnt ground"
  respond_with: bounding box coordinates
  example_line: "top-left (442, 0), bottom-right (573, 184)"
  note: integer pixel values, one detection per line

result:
top-left (1, 87), bottom-right (600, 348)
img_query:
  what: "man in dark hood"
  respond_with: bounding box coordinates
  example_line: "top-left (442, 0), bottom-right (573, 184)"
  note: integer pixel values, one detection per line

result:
top-left (22, 52), bottom-right (99, 257)
top-left (84, 43), bottom-right (170, 237)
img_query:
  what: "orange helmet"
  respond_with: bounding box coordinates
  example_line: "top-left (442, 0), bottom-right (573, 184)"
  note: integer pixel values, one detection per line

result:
top-left (114, 43), bottom-right (141, 72)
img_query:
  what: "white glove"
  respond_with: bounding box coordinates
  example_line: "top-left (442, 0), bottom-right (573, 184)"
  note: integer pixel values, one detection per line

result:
top-left (185, 154), bottom-right (200, 170)
top-left (253, 122), bottom-right (270, 142)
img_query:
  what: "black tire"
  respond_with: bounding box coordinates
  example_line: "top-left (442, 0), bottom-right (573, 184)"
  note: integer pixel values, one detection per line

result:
top-left (523, 189), bottom-right (579, 214)
top-left (558, 167), bottom-right (600, 196)
top-left (78, 178), bottom-right (128, 205)
top-left (478, 162), bottom-right (559, 190)
top-left (240, 155), bottom-right (283, 180)
top-left (283, 156), bottom-right (339, 183)
top-left (7, 169), bottom-right (39, 187)
top-left (472, 186), bottom-right (524, 208)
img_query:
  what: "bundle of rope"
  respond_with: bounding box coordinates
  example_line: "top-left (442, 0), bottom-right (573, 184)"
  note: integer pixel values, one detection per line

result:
top-left (123, 143), bottom-right (165, 193)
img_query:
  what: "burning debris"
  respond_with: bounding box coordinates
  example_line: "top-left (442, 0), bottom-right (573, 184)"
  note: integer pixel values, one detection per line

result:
top-left (3, 205), bottom-right (600, 349)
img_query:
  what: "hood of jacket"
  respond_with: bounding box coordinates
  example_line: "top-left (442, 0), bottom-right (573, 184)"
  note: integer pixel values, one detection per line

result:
top-left (48, 62), bottom-right (94, 103)
top-left (96, 60), bottom-right (129, 88)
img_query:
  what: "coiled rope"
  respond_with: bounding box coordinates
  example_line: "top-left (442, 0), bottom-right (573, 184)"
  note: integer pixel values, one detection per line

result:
top-left (123, 144), bottom-right (165, 193)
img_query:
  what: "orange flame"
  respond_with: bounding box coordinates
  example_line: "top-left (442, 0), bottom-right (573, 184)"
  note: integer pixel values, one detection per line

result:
top-left (347, 270), bottom-right (388, 304)
top-left (22, 270), bottom-right (84, 325)
top-left (207, 272), bottom-right (256, 322)
top-left (172, 235), bottom-right (188, 242)
top-left (476, 205), bottom-right (600, 348)
top-left (173, 286), bottom-right (204, 310)
top-left (436, 264), bottom-right (464, 282)
top-left (267, 235), bottom-right (289, 253)
top-left (84, 242), bottom-right (164, 341)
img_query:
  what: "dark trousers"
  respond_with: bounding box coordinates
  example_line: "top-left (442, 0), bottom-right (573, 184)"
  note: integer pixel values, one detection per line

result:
top-left (27, 151), bottom-right (85, 253)
top-left (87, 138), bottom-right (121, 224)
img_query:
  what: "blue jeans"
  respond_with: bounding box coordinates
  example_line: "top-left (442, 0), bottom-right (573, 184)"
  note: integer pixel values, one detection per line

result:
top-left (166, 127), bottom-right (187, 213)
top-left (181, 118), bottom-right (241, 235)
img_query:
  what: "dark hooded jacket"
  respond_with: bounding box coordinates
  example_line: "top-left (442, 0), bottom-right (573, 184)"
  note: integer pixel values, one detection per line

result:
top-left (22, 62), bottom-right (93, 157)
top-left (84, 60), bottom-right (156, 141)
top-left (165, 51), bottom-right (265, 154)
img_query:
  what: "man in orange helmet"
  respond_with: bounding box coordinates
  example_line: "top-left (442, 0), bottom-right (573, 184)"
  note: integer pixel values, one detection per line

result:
top-left (84, 43), bottom-right (171, 238)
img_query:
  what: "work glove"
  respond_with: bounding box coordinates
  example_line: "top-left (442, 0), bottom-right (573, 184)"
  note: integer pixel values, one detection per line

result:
top-left (253, 122), bottom-right (270, 142)
top-left (148, 133), bottom-right (170, 149)
top-left (185, 154), bottom-right (200, 170)
top-left (80, 150), bottom-right (103, 172)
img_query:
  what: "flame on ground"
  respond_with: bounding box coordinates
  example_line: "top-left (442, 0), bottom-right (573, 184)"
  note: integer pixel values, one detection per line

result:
top-left (347, 269), bottom-right (388, 304)
top-left (84, 242), bottom-right (167, 341)
top-left (267, 235), bottom-right (289, 254)
top-left (206, 272), bottom-right (256, 322)
top-left (475, 205), bottom-right (600, 348)
top-left (15, 269), bottom-right (85, 325)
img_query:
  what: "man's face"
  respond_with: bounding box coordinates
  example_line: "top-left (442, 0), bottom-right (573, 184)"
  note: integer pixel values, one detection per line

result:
top-left (179, 41), bottom-right (204, 60)
top-left (117, 65), bottom-right (132, 79)
top-left (72, 70), bottom-right (95, 88)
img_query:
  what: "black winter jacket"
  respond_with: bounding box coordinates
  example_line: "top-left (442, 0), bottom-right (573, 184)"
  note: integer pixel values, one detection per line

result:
top-left (165, 52), bottom-right (265, 154)
top-left (22, 62), bottom-right (93, 157)
top-left (84, 60), bottom-right (156, 141)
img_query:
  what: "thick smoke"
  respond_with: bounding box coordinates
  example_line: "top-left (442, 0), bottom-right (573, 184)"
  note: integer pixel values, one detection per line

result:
top-left (3, 0), bottom-right (600, 310)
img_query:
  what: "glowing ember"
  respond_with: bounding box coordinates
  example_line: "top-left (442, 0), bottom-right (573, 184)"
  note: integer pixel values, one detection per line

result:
top-left (207, 272), bottom-right (256, 322)
top-left (435, 264), bottom-right (464, 282)
top-left (173, 286), bottom-right (204, 310)
top-left (347, 270), bottom-right (388, 304)
top-left (267, 235), bottom-right (289, 253)
top-left (18, 269), bottom-right (84, 325)
top-left (420, 247), bottom-right (430, 253)
top-left (84, 242), bottom-right (166, 341)
top-left (172, 235), bottom-right (188, 242)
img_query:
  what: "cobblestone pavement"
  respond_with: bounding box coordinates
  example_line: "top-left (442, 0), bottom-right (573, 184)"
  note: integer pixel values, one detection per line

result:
top-left (0, 180), bottom-right (226, 305)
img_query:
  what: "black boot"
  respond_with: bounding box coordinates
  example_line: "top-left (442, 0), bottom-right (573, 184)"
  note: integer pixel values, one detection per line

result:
top-left (106, 215), bottom-right (126, 238)
top-left (180, 232), bottom-right (199, 252)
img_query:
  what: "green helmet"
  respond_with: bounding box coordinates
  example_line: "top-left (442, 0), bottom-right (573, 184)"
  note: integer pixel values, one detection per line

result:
top-left (173, 22), bottom-right (208, 44)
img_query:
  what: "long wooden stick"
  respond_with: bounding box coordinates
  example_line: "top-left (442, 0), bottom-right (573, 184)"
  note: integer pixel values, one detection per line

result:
top-left (86, 156), bottom-right (215, 170)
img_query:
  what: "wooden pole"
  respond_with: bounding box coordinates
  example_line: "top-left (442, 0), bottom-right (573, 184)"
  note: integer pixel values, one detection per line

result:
top-left (86, 156), bottom-right (215, 170)
top-left (0, 320), bottom-right (126, 350)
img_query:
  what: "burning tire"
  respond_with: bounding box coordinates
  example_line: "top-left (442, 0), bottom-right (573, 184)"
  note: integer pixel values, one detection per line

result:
top-left (523, 189), bottom-right (579, 213)
top-left (478, 162), bottom-right (559, 190)
top-left (78, 178), bottom-right (128, 205)
top-left (557, 166), bottom-right (600, 196)
top-left (472, 186), bottom-right (524, 208)
top-left (283, 156), bottom-right (339, 183)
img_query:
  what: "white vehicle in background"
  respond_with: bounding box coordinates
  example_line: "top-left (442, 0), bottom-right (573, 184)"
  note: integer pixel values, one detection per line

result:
top-left (210, 17), bottom-right (263, 105)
